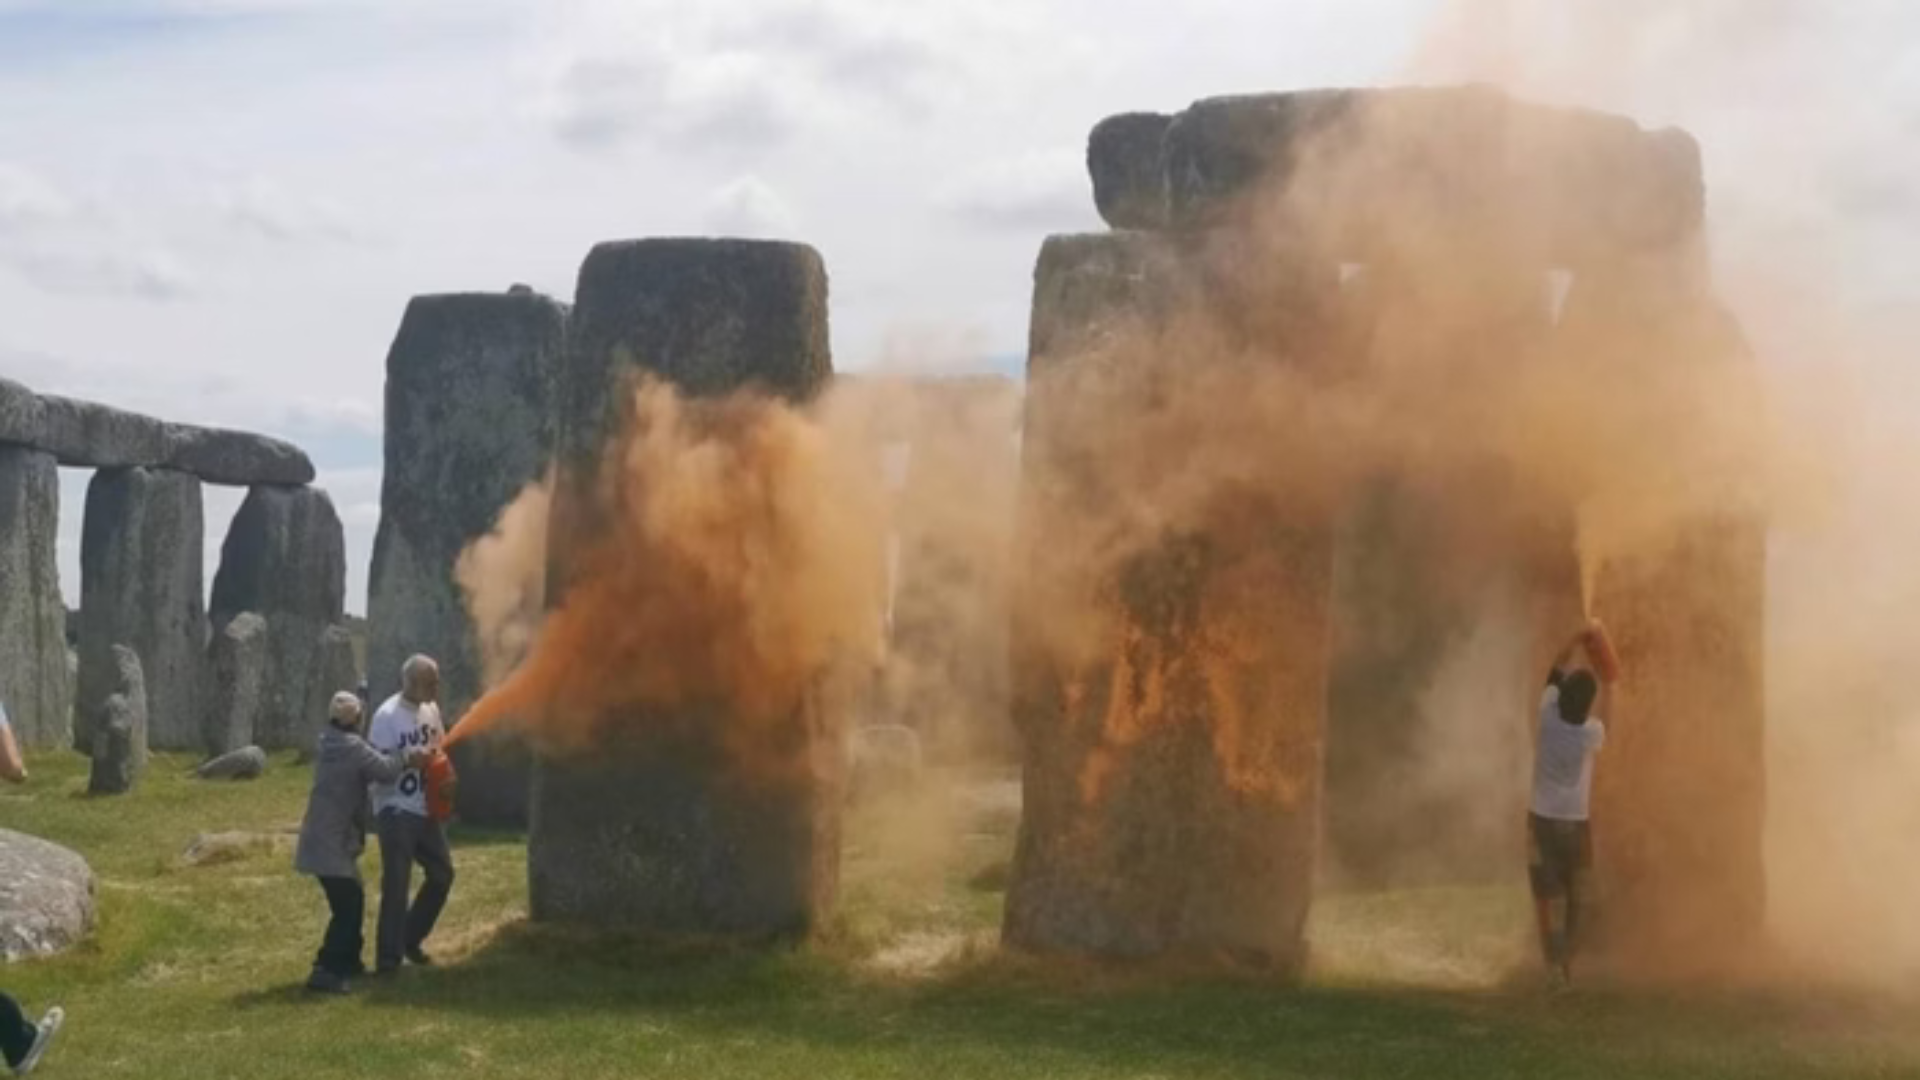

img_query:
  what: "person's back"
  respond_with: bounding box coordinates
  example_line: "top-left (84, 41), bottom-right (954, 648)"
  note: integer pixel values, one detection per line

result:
top-left (1527, 624), bottom-right (1615, 988)
top-left (1531, 679), bottom-right (1606, 822)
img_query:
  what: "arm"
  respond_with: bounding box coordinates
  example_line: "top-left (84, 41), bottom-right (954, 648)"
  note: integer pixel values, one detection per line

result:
top-left (350, 734), bottom-right (411, 785)
top-left (1545, 630), bottom-right (1584, 688)
top-left (0, 709), bottom-right (24, 784)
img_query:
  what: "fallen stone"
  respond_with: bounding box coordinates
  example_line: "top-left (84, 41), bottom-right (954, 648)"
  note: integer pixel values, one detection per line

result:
top-left (209, 486), bottom-right (346, 751)
top-left (532, 238), bottom-right (837, 935)
top-left (88, 644), bottom-right (148, 796)
top-left (0, 829), bottom-right (95, 960)
top-left (77, 467), bottom-right (206, 753)
top-left (367, 289), bottom-right (567, 828)
top-left (0, 447), bottom-right (71, 748)
top-left (179, 827), bottom-right (295, 868)
top-left (205, 611), bottom-right (267, 755)
top-left (195, 745), bottom-right (267, 781)
top-left (1088, 112), bottom-right (1172, 230)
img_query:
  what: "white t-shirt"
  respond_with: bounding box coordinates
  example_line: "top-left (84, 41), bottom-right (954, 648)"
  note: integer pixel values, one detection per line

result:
top-left (1530, 682), bottom-right (1606, 821)
top-left (367, 693), bottom-right (444, 818)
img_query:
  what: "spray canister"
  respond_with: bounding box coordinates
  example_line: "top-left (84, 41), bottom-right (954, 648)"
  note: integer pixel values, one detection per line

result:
top-left (424, 749), bottom-right (458, 824)
top-left (1585, 620), bottom-right (1621, 684)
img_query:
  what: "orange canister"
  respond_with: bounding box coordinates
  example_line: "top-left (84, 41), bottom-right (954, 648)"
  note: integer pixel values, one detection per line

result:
top-left (423, 749), bottom-right (458, 824)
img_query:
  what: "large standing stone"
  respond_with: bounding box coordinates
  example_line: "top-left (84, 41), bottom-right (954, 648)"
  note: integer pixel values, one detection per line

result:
top-left (0, 447), bottom-right (71, 748)
top-left (88, 645), bottom-right (147, 795)
top-left (1002, 233), bottom-right (1334, 968)
top-left (367, 290), bottom-right (567, 828)
top-left (77, 467), bottom-right (206, 753)
top-left (532, 238), bottom-right (837, 934)
top-left (209, 486), bottom-right (346, 751)
top-left (0, 829), bottom-right (95, 960)
top-left (205, 611), bottom-right (268, 755)
top-left (1566, 263), bottom-right (1768, 975)
top-left (1097, 88), bottom-right (1702, 267)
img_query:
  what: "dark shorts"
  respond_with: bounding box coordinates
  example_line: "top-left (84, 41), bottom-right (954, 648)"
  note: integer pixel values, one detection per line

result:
top-left (1527, 813), bottom-right (1592, 899)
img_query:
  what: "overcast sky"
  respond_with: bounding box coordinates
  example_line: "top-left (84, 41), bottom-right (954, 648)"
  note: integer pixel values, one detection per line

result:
top-left (0, 0), bottom-right (1912, 614)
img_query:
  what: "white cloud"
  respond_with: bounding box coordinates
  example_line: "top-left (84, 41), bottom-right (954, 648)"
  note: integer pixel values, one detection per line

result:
top-left (0, 162), bottom-right (77, 232)
top-left (935, 149), bottom-right (1099, 233)
top-left (541, 49), bottom-right (797, 154)
top-left (700, 175), bottom-right (798, 238)
top-left (217, 177), bottom-right (359, 245)
top-left (4, 246), bottom-right (194, 301)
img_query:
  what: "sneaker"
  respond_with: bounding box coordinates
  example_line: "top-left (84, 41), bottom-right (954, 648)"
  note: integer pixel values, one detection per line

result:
top-left (405, 947), bottom-right (434, 967)
top-left (304, 968), bottom-right (351, 995)
top-left (14, 1005), bottom-right (63, 1075)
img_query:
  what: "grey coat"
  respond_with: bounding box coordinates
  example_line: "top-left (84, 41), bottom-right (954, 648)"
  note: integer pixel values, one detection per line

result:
top-left (294, 726), bottom-right (408, 879)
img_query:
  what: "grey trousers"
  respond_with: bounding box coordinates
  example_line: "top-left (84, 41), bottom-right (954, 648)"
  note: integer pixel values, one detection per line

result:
top-left (374, 810), bottom-right (455, 970)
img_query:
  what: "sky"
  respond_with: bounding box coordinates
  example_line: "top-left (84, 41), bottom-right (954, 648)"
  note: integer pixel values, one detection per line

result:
top-left (0, 0), bottom-right (1912, 614)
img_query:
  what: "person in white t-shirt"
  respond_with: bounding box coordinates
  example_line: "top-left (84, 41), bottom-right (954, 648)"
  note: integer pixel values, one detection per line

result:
top-left (1528, 621), bottom-right (1613, 988)
top-left (366, 655), bottom-right (454, 974)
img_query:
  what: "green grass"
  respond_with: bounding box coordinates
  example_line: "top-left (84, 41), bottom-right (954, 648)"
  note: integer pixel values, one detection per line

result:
top-left (2, 752), bottom-right (1916, 1079)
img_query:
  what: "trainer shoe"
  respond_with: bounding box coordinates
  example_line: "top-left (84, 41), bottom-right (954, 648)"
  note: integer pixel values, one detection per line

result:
top-left (405, 947), bottom-right (434, 967)
top-left (14, 1005), bottom-right (63, 1075)
top-left (305, 968), bottom-right (351, 995)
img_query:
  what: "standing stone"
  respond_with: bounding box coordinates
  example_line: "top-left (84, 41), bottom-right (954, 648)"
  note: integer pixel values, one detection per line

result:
top-left (205, 612), bottom-right (268, 756)
top-left (1087, 112), bottom-right (1172, 231)
top-left (0, 447), bottom-right (71, 748)
top-left (88, 645), bottom-right (147, 795)
top-left (367, 290), bottom-right (567, 827)
top-left (209, 486), bottom-right (345, 751)
top-left (77, 467), bottom-right (206, 753)
top-left (1566, 262), bottom-right (1768, 975)
top-left (532, 238), bottom-right (836, 934)
top-left (1002, 233), bottom-right (1334, 968)
top-left (307, 624), bottom-right (360, 760)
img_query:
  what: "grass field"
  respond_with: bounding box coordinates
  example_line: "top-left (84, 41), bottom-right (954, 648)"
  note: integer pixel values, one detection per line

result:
top-left (2, 750), bottom-right (1916, 1079)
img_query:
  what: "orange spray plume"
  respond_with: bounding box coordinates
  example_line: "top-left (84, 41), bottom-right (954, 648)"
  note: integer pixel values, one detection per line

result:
top-left (446, 375), bottom-right (887, 766)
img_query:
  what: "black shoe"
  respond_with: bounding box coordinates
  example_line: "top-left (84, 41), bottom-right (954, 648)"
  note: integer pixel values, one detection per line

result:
top-left (371, 963), bottom-right (401, 978)
top-left (305, 968), bottom-right (351, 994)
top-left (405, 947), bottom-right (434, 967)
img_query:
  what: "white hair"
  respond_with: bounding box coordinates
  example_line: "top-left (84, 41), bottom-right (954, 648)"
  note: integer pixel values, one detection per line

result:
top-left (329, 691), bottom-right (363, 725)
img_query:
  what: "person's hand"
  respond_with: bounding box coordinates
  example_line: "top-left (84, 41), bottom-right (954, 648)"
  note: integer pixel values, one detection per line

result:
top-left (405, 747), bottom-right (433, 768)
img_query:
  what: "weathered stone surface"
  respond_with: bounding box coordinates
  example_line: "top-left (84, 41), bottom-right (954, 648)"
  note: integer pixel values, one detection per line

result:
top-left (77, 468), bottom-right (206, 753)
top-left (0, 828), bottom-right (94, 960)
top-left (302, 624), bottom-right (361, 760)
top-left (367, 290), bottom-right (567, 828)
top-left (0, 377), bottom-right (314, 484)
top-left (0, 378), bottom-right (42, 445)
top-left (0, 447), bottom-right (71, 748)
top-left (533, 238), bottom-right (837, 933)
top-left (196, 744), bottom-right (267, 781)
top-left (210, 486), bottom-right (346, 751)
top-left (165, 425), bottom-right (315, 486)
top-left (1095, 87), bottom-right (1703, 266)
top-left (205, 611), bottom-right (268, 755)
top-left (88, 644), bottom-right (147, 795)
top-left (1566, 270), bottom-right (1767, 976)
top-left (1003, 232), bottom-right (1333, 967)
top-left (1088, 112), bottom-right (1172, 230)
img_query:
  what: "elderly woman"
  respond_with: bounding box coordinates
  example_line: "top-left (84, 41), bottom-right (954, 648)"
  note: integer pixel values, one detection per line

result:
top-left (295, 691), bottom-right (425, 993)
